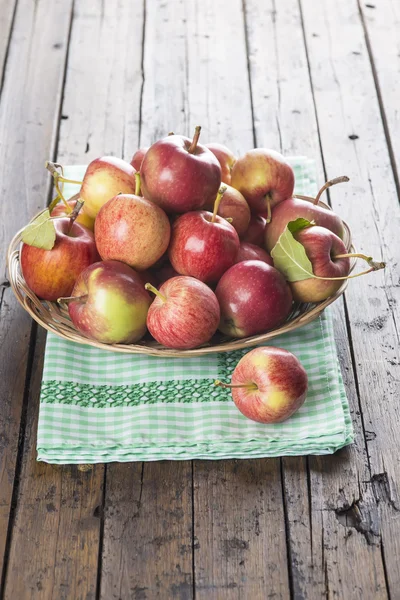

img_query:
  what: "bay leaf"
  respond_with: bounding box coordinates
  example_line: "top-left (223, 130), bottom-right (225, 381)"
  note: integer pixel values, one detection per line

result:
top-left (21, 209), bottom-right (56, 250)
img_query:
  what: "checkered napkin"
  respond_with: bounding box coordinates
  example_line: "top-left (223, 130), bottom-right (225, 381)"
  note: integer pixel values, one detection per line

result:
top-left (37, 159), bottom-right (354, 463)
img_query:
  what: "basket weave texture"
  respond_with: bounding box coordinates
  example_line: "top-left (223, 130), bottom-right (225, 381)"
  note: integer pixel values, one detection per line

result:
top-left (7, 201), bottom-right (353, 357)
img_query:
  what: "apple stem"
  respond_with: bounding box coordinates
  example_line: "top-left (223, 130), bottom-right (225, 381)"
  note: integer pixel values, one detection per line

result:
top-left (211, 185), bottom-right (227, 223)
top-left (293, 194), bottom-right (316, 202)
top-left (315, 254), bottom-right (385, 281)
top-left (57, 294), bottom-right (88, 306)
top-left (265, 195), bottom-right (272, 223)
top-left (168, 131), bottom-right (175, 136)
top-left (135, 172), bottom-right (141, 196)
top-left (188, 125), bottom-right (201, 154)
top-left (214, 379), bottom-right (258, 391)
top-left (66, 198), bottom-right (85, 234)
top-left (144, 283), bottom-right (167, 303)
top-left (314, 176), bottom-right (349, 205)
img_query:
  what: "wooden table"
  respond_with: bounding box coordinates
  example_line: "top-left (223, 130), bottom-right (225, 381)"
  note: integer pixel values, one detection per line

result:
top-left (0, 0), bottom-right (399, 598)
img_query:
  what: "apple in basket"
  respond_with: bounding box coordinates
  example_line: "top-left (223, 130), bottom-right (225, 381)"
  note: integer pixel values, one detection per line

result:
top-left (140, 126), bottom-right (222, 213)
top-left (234, 242), bottom-right (273, 265)
top-left (80, 156), bottom-right (137, 219)
top-left (95, 191), bottom-right (171, 271)
top-left (240, 214), bottom-right (267, 247)
top-left (215, 347), bottom-right (308, 423)
top-left (50, 197), bottom-right (95, 231)
top-left (20, 217), bottom-right (100, 302)
top-left (63, 260), bottom-right (151, 344)
top-left (215, 260), bottom-right (293, 337)
top-left (231, 149), bottom-right (295, 221)
top-left (203, 184), bottom-right (250, 237)
top-left (145, 276), bottom-right (220, 349)
top-left (168, 188), bottom-right (240, 284)
top-left (130, 147), bottom-right (149, 172)
top-left (205, 142), bottom-right (237, 185)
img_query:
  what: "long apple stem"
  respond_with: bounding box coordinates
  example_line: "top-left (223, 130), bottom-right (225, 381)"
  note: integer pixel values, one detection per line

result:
top-left (214, 379), bottom-right (258, 391)
top-left (314, 176), bottom-right (349, 205)
top-left (67, 199), bottom-right (85, 234)
top-left (188, 125), bottom-right (201, 154)
top-left (57, 294), bottom-right (88, 305)
top-left (211, 185), bottom-right (227, 223)
top-left (265, 195), bottom-right (272, 223)
top-left (145, 283), bottom-right (167, 302)
top-left (135, 172), bottom-right (141, 196)
top-left (314, 254), bottom-right (385, 281)
top-left (293, 194), bottom-right (316, 202)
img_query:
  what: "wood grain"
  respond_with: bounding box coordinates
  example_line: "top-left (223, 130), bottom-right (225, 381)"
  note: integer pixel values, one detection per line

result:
top-left (102, 462), bottom-right (193, 599)
top-left (97, 1), bottom-right (194, 597)
top-left (244, 0), bottom-right (388, 596)
top-left (301, 0), bottom-right (400, 595)
top-left (0, 0), bottom-right (73, 585)
top-left (185, 1), bottom-right (290, 597)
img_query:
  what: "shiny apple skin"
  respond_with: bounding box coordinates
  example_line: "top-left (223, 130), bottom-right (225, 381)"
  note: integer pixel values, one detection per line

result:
top-left (265, 197), bottom-right (345, 252)
top-left (168, 211), bottom-right (240, 283)
top-left (231, 347), bottom-right (308, 423)
top-left (215, 260), bottom-right (293, 337)
top-left (241, 215), bottom-right (267, 246)
top-left (130, 147), bottom-right (148, 171)
top-left (20, 218), bottom-right (100, 302)
top-left (289, 226), bottom-right (350, 302)
top-left (140, 134), bottom-right (222, 213)
top-left (95, 194), bottom-right (171, 270)
top-left (80, 156), bottom-right (136, 219)
top-left (68, 260), bottom-right (151, 344)
top-left (146, 276), bottom-right (220, 349)
top-left (205, 143), bottom-right (237, 185)
top-left (231, 149), bottom-right (295, 214)
top-left (234, 242), bottom-right (273, 266)
top-left (204, 184), bottom-right (250, 236)
top-left (51, 199), bottom-right (95, 231)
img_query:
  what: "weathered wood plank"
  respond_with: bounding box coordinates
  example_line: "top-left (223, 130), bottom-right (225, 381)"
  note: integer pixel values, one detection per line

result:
top-left (185, 0), bottom-right (290, 597)
top-left (102, 462), bottom-right (193, 600)
top-left (358, 0), bottom-right (400, 193)
top-left (0, 0), bottom-right (73, 585)
top-left (4, 332), bottom-right (103, 600)
top-left (90, 1), bottom-right (194, 597)
top-left (244, 0), bottom-right (388, 597)
top-left (0, 0), bottom-right (17, 85)
top-left (301, 0), bottom-right (400, 595)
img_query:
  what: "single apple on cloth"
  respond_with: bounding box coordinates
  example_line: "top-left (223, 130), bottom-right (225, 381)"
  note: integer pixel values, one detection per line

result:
top-left (36, 159), bottom-right (353, 464)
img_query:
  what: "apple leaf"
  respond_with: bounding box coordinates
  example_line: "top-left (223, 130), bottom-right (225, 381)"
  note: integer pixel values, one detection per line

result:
top-left (287, 217), bottom-right (314, 234)
top-left (21, 210), bottom-right (56, 250)
top-left (271, 220), bottom-right (315, 282)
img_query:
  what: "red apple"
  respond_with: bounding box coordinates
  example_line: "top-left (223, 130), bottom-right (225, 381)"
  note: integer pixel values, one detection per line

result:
top-left (234, 242), bottom-right (273, 266)
top-left (206, 142), bottom-right (237, 185)
top-left (241, 215), bottom-right (267, 246)
top-left (216, 347), bottom-right (308, 423)
top-left (67, 260), bottom-right (151, 344)
top-left (265, 196), bottom-right (344, 252)
top-left (168, 210), bottom-right (240, 284)
top-left (140, 126), bottom-right (221, 213)
top-left (20, 218), bottom-right (99, 302)
top-left (51, 199), bottom-right (95, 231)
top-left (215, 260), bottom-right (293, 337)
top-left (130, 147), bottom-right (148, 171)
top-left (204, 184), bottom-right (250, 237)
top-left (231, 149), bottom-right (294, 219)
top-left (288, 226), bottom-right (350, 303)
top-left (145, 276), bottom-right (220, 349)
top-left (80, 156), bottom-right (136, 219)
top-left (95, 194), bottom-right (170, 270)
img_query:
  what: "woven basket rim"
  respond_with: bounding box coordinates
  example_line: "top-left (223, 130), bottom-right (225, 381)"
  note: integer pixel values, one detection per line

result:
top-left (7, 200), bottom-right (354, 357)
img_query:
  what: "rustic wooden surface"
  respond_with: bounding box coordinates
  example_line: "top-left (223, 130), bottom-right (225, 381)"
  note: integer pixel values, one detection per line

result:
top-left (0, 0), bottom-right (399, 598)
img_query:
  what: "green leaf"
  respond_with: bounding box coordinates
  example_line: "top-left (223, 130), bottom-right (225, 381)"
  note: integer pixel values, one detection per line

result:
top-left (21, 210), bottom-right (56, 250)
top-left (287, 217), bottom-right (314, 234)
top-left (271, 221), bottom-right (315, 282)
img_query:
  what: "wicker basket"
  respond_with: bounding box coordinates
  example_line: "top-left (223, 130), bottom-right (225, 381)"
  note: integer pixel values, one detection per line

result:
top-left (7, 200), bottom-right (354, 357)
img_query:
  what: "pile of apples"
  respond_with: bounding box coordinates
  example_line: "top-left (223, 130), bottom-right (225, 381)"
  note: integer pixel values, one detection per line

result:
top-left (20, 126), bottom-right (384, 352)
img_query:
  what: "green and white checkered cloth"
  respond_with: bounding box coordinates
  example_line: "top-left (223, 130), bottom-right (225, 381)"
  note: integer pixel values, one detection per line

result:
top-left (37, 159), bottom-right (354, 463)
